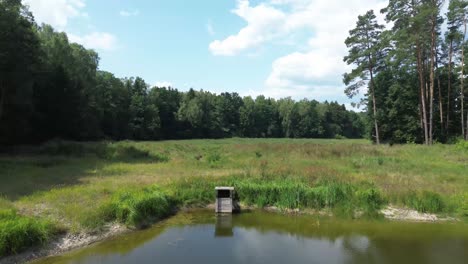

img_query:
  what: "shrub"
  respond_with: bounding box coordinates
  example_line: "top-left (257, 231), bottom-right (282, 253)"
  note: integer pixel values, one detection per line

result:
top-left (455, 140), bottom-right (468, 152)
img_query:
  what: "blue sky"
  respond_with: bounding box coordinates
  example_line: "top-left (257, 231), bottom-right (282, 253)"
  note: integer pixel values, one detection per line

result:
top-left (23, 0), bottom-right (391, 110)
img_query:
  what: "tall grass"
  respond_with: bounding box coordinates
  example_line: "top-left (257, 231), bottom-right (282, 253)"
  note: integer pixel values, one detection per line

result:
top-left (0, 209), bottom-right (55, 257)
top-left (401, 191), bottom-right (445, 213)
top-left (170, 176), bottom-right (386, 215)
top-left (103, 187), bottom-right (176, 227)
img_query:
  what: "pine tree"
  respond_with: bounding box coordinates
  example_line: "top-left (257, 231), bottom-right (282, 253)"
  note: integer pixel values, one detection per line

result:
top-left (344, 10), bottom-right (385, 144)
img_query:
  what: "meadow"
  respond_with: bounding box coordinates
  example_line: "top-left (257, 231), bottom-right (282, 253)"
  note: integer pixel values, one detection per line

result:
top-left (1, 138), bottom-right (467, 256)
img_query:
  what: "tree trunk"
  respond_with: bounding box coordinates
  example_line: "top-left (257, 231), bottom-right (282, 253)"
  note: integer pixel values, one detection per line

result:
top-left (0, 79), bottom-right (4, 122)
top-left (370, 71), bottom-right (380, 145)
top-left (461, 18), bottom-right (467, 139)
top-left (417, 43), bottom-right (429, 145)
top-left (438, 77), bottom-right (443, 128)
top-left (447, 40), bottom-right (453, 133)
top-left (429, 12), bottom-right (436, 145)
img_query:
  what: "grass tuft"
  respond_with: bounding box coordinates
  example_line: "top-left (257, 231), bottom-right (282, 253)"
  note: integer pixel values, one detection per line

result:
top-left (0, 209), bottom-right (55, 257)
top-left (402, 191), bottom-right (445, 213)
top-left (105, 187), bottom-right (176, 227)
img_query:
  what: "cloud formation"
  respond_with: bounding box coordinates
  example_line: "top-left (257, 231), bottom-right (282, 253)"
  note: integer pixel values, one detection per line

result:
top-left (68, 32), bottom-right (118, 51)
top-left (209, 0), bottom-right (287, 56)
top-left (210, 0), bottom-right (387, 100)
top-left (24, 0), bottom-right (86, 29)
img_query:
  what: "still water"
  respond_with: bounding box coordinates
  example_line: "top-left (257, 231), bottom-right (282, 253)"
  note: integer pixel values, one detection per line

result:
top-left (35, 210), bottom-right (468, 264)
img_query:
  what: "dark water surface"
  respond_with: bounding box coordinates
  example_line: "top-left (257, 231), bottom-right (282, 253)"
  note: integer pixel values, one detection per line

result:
top-left (34, 210), bottom-right (468, 264)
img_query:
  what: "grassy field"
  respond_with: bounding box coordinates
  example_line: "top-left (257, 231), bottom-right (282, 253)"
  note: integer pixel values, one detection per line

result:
top-left (1, 138), bottom-right (467, 256)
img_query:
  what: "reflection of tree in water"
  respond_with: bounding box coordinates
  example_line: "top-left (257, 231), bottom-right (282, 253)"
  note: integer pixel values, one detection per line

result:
top-left (35, 210), bottom-right (468, 264)
top-left (341, 236), bottom-right (468, 264)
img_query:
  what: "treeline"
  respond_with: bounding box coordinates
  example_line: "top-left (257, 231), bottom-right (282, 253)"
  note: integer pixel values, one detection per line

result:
top-left (0, 0), bottom-right (364, 145)
top-left (345, 0), bottom-right (468, 144)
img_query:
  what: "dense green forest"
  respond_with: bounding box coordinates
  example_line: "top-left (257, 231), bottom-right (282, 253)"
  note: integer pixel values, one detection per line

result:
top-left (344, 0), bottom-right (468, 144)
top-left (2, 0), bottom-right (468, 145)
top-left (0, 0), bottom-right (364, 145)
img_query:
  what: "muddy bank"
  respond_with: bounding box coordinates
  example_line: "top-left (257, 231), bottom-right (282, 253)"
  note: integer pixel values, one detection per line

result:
top-left (381, 205), bottom-right (457, 222)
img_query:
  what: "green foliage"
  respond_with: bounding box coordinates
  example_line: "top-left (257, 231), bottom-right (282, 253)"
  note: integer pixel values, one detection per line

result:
top-left (0, 209), bottom-right (55, 257)
top-left (455, 140), bottom-right (468, 152)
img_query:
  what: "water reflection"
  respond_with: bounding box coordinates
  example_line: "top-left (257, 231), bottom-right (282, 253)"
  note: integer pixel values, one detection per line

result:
top-left (215, 214), bottom-right (233, 237)
top-left (33, 210), bottom-right (468, 264)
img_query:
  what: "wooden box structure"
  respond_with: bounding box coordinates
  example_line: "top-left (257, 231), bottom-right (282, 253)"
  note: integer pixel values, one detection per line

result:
top-left (215, 187), bottom-right (235, 213)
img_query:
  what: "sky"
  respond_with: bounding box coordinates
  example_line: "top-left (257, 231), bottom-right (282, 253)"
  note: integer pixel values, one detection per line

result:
top-left (22, 0), bottom-right (394, 110)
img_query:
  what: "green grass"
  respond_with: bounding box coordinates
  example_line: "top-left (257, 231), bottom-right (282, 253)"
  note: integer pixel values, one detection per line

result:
top-left (105, 186), bottom-right (176, 227)
top-left (0, 208), bottom-right (56, 257)
top-left (170, 176), bottom-right (385, 216)
top-left (0, 138), bottom-right (467, 256)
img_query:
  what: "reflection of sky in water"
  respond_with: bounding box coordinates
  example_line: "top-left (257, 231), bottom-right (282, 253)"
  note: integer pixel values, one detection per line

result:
top-left (231, 228), bottom-right (350, 264)
top-left (38, 212), bottom-right (468, 264)
top-left (71, 226), bottom-right (354, 264)
top-left (60, 225), bottom-right (467, 264)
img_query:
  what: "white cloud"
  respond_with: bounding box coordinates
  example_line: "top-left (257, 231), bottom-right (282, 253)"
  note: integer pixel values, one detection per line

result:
top-left (153, 81), bottom-right (173, 88)
top-left (209, 0), bottom-right (287, 56)
top-left (211, 0), bottom-right (387, 100)
top-left (68, 32), bottom-right (118, 51)
top-left (120, 9), bottom-right (140, 17)
top-left (23, 0), bottom-right (86, 29)
top-left (264, 0), bottom-right (387, 98)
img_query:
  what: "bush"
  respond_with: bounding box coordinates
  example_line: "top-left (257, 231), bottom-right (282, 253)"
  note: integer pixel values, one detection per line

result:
top-left (0, 210), bottom-right (55, 256)
top-left (455, 140), bottom-right (468, 152)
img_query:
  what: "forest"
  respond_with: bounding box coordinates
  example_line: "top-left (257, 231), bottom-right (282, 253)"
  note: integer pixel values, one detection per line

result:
top-left (2, 0), bottom-right (468, 146)
top-left (344, 0), bottom-right (468, 144)
top-left (0, 0), bottom-right (364, 146)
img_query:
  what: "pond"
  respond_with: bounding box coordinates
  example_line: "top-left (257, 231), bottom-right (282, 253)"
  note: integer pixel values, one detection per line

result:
top-left (34, 210), bottom-right (468, 264)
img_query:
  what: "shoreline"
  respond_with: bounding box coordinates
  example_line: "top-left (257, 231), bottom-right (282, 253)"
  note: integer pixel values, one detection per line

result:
top-left (2, 204), bottom-right (458, 264)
